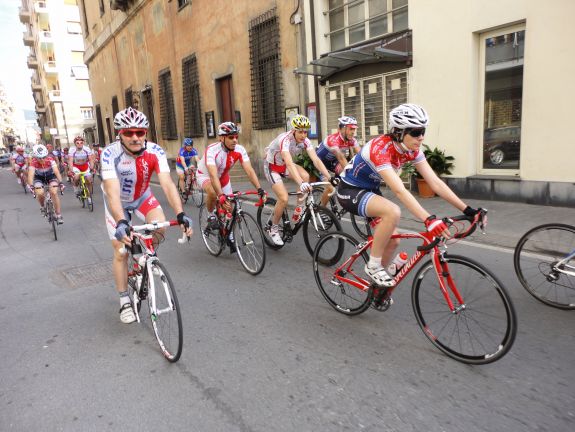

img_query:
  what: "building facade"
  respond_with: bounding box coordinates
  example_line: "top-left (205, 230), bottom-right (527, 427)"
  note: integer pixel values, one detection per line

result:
top-left (19, 0), bottom-right (95, 148)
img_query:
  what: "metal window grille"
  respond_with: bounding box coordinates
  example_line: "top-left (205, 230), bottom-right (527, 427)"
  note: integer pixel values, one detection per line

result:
top-left (95, 104), bottom-right (105, 144)
top-left (182, 54), bottom-right (203, 137)
top-left (111, 95), bottom-right (119, 119)
top-left (158, 68), bottom-right (178, 140)
top-left (142, 86), bottom-right (158, 143)
top-left (178, 0), bottom-right (190, 8)
top-left (325, 70), bottom-right (408, 144)
top-left (125, 87), bottom-right (133, 109)
top-left (249, 9), bottom-right (284, 130)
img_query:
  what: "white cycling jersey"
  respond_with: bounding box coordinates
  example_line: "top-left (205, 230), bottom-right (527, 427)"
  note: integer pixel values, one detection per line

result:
top-left (264, 131), bottom-right (311, 167)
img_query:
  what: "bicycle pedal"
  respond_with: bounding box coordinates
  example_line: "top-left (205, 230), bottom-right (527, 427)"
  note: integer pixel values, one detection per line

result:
top-left (371, 297), bottom-right (393, 312)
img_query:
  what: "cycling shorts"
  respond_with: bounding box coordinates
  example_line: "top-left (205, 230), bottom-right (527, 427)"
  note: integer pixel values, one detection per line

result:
top-left (33, 173), bottom-right (58, 188)
top-left (103, 188), bottom-right (162, 240)
top-left (263, 162), bottom-right (291, 185)
top-left (14, 164), bottom-right (27, 172)
top-left (196, 173), bottom-right (233, 195)
top-left (336, 182), bottom-right (382, 217)
top-left (73, 165), bottom-right (92, 178)
top-left (176, 165), bottom-right (195, 176)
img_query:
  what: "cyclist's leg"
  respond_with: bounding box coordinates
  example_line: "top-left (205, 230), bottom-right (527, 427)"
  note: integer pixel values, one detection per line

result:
top-left (33, 178), bottom-right (46, 207)
top-left (365, 195), bottom-right (400, 265)
top-left (84, 170), bottom-right (93, 193)
top-left (48, 179), bottom-right (61, 215)
top-left (176, 166), bottom-right (185, 191)
top-left (271, 182), bottom-right (288, 225)
top-left (199, 174), bottom-right (217, 213)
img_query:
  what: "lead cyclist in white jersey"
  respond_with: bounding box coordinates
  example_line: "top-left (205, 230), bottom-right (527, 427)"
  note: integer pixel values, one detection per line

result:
top-left (101, 107), bottom-right (193, 324)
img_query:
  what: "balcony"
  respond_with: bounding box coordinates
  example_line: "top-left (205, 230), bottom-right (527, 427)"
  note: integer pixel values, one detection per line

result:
top-left (31, 79), bottom-right (42, 91)
top-left (38, 31), bottom-right (53, 45)
top-left (19, 7), bottom-right (31, 23)
top-left (44, 61), bottom-right (58, 75)
top-left (27, 55), bottom-right (39, 69)
top-left (35, 105), bottom-right (47, 114)
top-left (34, 1), bottom-right (48, 14)
top-left (23, 31), bottom-right (34, 46)
top-left (48, 90), bottom-right (62, 102)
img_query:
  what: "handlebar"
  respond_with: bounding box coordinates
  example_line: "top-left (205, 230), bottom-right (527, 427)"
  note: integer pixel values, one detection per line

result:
top-left (118, 220), bottom-right (186, 255)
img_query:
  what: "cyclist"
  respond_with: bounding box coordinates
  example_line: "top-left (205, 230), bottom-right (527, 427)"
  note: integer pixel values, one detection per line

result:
top-left (46, 143), bottom-right (61, 164)
top-left (316, 115), bottom-right (361, 207)
top-left (263, 114), bottom-right (333, 246)
top-left (91, 142), bottom-right (103, 176)
top-left (68, 136), bottom-right (95, 202)
top-left (197, 122), bottom-right (265, 247)
top-left (101, 107), bottom-right (193, 324)
top-left (336, 103), bottom-right (482, 287)
top-left (10, 145), bottom-right (29, 184)
top-left (176, 137), bottom-right (199, 193)
top-left (27, 144), bottom-right (65, 224)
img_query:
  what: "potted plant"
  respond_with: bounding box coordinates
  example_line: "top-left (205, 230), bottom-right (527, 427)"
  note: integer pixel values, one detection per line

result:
top-left (414, 144), bottom-right (455, 198)
top-left (294, 152), bottom-right (320, 182)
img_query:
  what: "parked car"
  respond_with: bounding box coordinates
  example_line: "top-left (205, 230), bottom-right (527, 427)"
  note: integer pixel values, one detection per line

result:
top-left (483, 126), bottom-right (521, 167)
top-left (0, 153), bottom-right (11, 166)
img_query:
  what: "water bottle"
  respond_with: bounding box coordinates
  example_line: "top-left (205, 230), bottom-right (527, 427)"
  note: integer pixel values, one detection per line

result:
top-left (387, 251), bottom-right (408, 276)
top-left (292, 205), bottom-right (303, 222)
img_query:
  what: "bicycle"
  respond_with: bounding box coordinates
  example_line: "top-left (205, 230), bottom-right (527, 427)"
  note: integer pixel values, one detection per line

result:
top-left (32, 183), bottom-right (64, 241)
top-left (18, 169), bottom-right (28, 195)
top-left (178, 167), bottom-right (203, 207)
top-left (199, 190), bottom-right (267, 275)
top-left (256, 181), bottom-right (342, 258)
top-left (312, 210), bottom-right (517, 364)
top-left (75, 171), bottom-right (94, 212)
top-left (119, 220), bottom-right (188, 362)
top-left (514, 223), bottom-right (575, 310)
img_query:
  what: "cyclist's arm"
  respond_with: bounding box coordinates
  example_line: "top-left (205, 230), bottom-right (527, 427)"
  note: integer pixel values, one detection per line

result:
top-left (27, 166), bottom-right (35, 186)
top-left (241, 160), bottom-right (262, 189)
top-left (306, 147), bottom-right (332, 181)
top-left (67, 156), bottom-right (74, 172)
top-left (331, 148), bottom-right (348, 171)
top-left (415, 161), bottom-right (467, 212)
top-left (281, 150), bottom-right (306, 185)
top-left (380, 168), bottom-right (430, 222)
top-left (206, 163), bottom-right (224, 196)
top-left (88, 153), bottom-right (95, 171)
top-left (157, 171), bottom-right (184, 215)
top-left (102, 178), bottom-right (127, 223)
top-left (53, 162), bottom-right (63, 183)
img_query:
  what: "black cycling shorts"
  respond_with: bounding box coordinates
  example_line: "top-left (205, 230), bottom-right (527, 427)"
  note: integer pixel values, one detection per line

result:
top-left (336, 182), bottom-right (381, 217)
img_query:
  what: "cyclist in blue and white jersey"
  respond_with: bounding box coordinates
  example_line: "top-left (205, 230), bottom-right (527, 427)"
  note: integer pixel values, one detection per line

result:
top-left (176, 137), bottom-right (199, 192)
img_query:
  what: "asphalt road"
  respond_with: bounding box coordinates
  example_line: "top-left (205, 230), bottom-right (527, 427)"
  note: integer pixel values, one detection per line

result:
top-left (0, 168), bottom-right (573, 432)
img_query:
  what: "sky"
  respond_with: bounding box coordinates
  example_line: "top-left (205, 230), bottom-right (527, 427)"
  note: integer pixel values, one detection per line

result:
top-left (0, 0), bottom-right (36, 112)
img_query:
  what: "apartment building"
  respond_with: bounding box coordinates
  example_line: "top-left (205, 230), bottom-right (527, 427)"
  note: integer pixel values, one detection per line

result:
top-left (20, 0), bottom-right (95, 148)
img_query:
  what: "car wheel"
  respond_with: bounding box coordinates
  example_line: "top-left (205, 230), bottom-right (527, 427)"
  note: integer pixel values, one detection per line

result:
top-left (489, 148), bottom-right (505, 165)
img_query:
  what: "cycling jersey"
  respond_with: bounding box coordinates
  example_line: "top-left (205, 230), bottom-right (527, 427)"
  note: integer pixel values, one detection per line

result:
top-left (341, 134), bottom-right (425, 190)
top-left (316, 132), bottom-right (360, 172)
top-left (176, 148), bottom-right (198, 169)
top-left (69, 146), bottom-right (93, 171)
top-left (100, 141), bottom-right (170, 202)
top-left (11, 153), bottom-right (28, 167)
top-left (264, 131), bottom-right (312, 173)
top-left (196, 142), bottom-right (249, 187)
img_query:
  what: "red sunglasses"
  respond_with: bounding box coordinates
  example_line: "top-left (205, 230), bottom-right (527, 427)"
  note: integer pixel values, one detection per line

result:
top-left (121, 129), bottom-right (147, 138)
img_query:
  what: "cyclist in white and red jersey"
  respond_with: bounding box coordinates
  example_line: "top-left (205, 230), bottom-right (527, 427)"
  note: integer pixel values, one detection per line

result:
top-left (263, 114), bottom-right (333, 246)
top-left (197, 122), bottom-right (265, 235)
top-left (101, 107), bottom-right (193, 324)
top-left (27, 144), bottom-right (65, 224)
top-left (68, 136), bottom-right (94, 200)
top-left (316, 115), bottom-right (361, 207)
top-left (10, 145), bottom-right (29, 184)
top-left (337, 103), bottom-right (482, 288)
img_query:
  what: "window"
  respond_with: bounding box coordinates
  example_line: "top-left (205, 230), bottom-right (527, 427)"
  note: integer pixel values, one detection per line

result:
top-left (81, 107), bottom-right (93, 119)
top-left (125, 87), bottom-right (133, 109)
top-left (178, 0), bottom-right (190, 8)
top-left (70, 51), bottom-right (84, 65)
top-left (112, 95), bottom-right (119, 119)
top-left (95, 104), bottom-right (105, 143)
top-left (71, 66), bottom-right (89, 79)
top-left (327, 0), bottom-right (409, 51)
top-left (99, 0), bottom-right (105, 16)
top-left (141, 85), bottom-right (158, 143)
top-left (158, 68), bottom-right (178, 140)
top-left (67, 22), bottom-right (82, 34)
top-left (249, 9), bottom-right (284, 129)
top-left (182, 54), bottom-right (203, 137)
top-left (325, 70), bottom-right (408, 144)
top-left (480, 27), bottom-right (525, 172)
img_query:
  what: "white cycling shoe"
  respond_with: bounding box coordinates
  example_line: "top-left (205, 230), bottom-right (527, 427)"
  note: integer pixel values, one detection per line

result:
top-left (364, 264), bottom-right (396, 287)
top-left (269, 225), bottom-right (284, 246)
top-left (119, 303), bottom-right (136, 324)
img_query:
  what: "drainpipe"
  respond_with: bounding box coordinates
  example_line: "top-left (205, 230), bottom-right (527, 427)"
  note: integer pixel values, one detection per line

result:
top-left (309, 0), bottom-right (322, 142)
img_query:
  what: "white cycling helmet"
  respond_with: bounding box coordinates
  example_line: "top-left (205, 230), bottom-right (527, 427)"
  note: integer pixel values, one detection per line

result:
top-left (389, 104), bottom-right (429, 129)
top-left (33, 144), bottom-right (48, 158)
top-left (338, 116), bottom-right (358, 128)
top-left (114, 107), bottom-right (149, 130)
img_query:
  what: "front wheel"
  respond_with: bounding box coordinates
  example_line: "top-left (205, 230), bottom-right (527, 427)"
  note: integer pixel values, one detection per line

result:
top-left (234, 212), bottom-right (266, 275)
top-left (302, 205), bottom-right (341, 258)
top-left (87, 183), bottom-right (94, 212)
top-left (177, 181), bottom-right (188, 204)
top-left (514, 223), bottom-right (575, 309)
top-left (412, 254), bottom-right (517, 364)
top-left (147, 260), bottom-right (183, 362)
top-left (47, 200), bottom-right (57, 241)
top-left (199, 205), bottom-right (224, 256)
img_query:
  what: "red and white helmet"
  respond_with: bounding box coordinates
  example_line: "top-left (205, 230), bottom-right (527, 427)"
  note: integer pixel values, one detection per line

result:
top-left (389, 104), bottom-right (429, 129)
top-left (218, 121), bottom-right (239, 136)
top-left (15, 145), bottom-right (24, 152)
top-left (338, 116), bottom-right (358, 128)
top-left (114, 107), bottom-right (149, 130)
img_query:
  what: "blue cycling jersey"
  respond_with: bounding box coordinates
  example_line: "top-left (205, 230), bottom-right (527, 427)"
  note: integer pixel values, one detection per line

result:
top-left (177, 147), bottom-right (198, 167)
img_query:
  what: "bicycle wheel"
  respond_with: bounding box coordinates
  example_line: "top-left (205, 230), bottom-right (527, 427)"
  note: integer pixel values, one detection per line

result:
top-left (46, 200), bottom-right (57, 241)
top-left (412, 254), bottom-right (517, 364)
top-left (87, 183), bottom-right (94, 212)
top-left (256, 197), bottom-right (286, 250)
top-left (199, 205), bottom-right (224, 256)
top-left (313, 232), bottom-right (372, 315)
top-left (177, 180), bottom-right (188, 204)
top-left (190, 178), bottom-right (204, 207)
top-left (514, 223), bottom-right (575, 309)
top-left (233, 212), bottom-right (266, 275)
top-left (127, 271), bottom-right (142, 314)
top-left (350, 214), bottom-right (372, 240)
top-left (303, 205), bottom-right (342, 258)
top-left (146, 260), bottom-right (183, 362)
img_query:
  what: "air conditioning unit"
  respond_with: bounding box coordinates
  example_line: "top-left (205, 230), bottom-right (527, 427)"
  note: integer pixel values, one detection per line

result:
top-left (110, 0), bottom-right (130, 12)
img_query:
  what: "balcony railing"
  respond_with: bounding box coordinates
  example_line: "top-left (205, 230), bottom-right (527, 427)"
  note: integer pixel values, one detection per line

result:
top-left (44, 61), bottom-right (58, 74)
top-left (34, 1), bottom-right (48, 14)
top-left (23, 31), bottom-right (34, 46)
top-left (19, 7), bottom-right (31, 23)
top-left (27, 55), bottom-right (39, 69)
top-left (48, 90), bottom-right (62, 102)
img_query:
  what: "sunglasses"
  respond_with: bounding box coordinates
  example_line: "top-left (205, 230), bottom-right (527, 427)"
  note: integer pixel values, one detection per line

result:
top-left (121, 129), bottom-right (147, 138)
top-left (226, 134), bottom-right (239, 140)
top-left (406, 128), bottom-right (426, 138)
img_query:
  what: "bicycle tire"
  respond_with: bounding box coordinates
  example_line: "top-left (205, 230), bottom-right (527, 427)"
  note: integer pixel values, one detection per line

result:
top-left (177, 181), bottom-right (189, 204)
top-left (147, 260), bottom-right (183, 362)
top-left (199, 205), bottom-right (224, 256)
top-left (412, 254), bottom-right (517, 364)
top-left (302, 205), bottom-right (342, 258)
top-left (47, 200), bottom-right (57, 241)
top-left (234, 212), bottom-right (266, 275)
top-left (87, 183), bottom-right (94, 212)
top-left (514, 223), bottom-right (575, 310)
top-left (350, 214), bottom-right (372, 240)
top-left (22, 174), bottom-right (28, 194)
top-left (190, 178), bottom-right (204, 208)
top-left (128, 272), bottom-right (142, 313)
top-left (256, 197), bottom-right (287, 250)
top-left (313, 231), bottom-right (372, 315)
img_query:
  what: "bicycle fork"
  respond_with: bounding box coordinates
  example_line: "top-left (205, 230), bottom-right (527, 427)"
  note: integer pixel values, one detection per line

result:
top-left (432, 252), bottom-right (465, 313)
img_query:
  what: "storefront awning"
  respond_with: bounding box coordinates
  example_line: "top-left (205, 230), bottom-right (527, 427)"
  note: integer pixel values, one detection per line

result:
top-left (295, 30), bottom-right (412, 82)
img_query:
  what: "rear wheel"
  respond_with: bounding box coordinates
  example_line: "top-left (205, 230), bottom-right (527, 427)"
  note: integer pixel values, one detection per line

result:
top-left (256, 197), bottom-right (287, 250)
top-left (199, 205), bottom-right (224, 256)
top-left (313, 232), bottom-right (372, 315)
top-left (177, 180), bottom-right (188, 204)
top-left (514, 223), bottom-right (575, 309)
top-left (412, 254), bottom-right (517, 364)
top-left (302, 205), bottom-right (341, 258)
top-left (46, 200), bottom-right (57, 241)
top-left (234, 212), bottom-right (266, 275)
top-left (147, 260), bottom-right (183, 362)
top-left (350, 214), bottom-right (372, 240)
